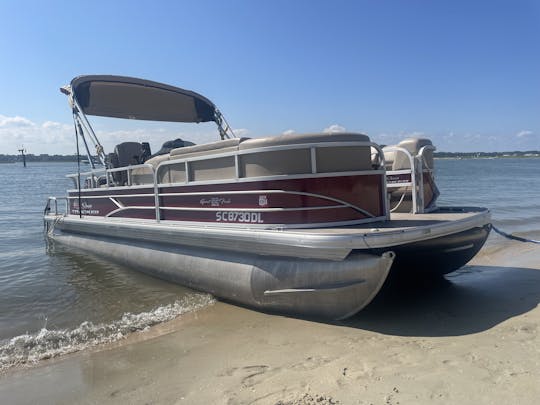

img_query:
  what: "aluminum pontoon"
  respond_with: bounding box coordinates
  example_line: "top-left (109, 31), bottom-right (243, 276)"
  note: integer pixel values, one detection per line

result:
top-left (44, 75), bottom-right (491, 319)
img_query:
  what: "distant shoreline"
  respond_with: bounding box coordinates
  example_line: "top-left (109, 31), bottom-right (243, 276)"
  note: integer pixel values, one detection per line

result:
top-left (435, 155), bottom-right (540, 160)
top-left (434, 152), bottom-right (540, 159)
top-left (1, 151), bottom-right (539, 163)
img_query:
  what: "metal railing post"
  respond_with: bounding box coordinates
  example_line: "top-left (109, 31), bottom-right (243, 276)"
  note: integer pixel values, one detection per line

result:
top-left (153, 166), bottom-right (160, 223)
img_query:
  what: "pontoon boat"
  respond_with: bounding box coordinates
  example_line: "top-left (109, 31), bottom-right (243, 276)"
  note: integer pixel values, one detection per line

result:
top-left (44, 75), bottom-right (491, 319)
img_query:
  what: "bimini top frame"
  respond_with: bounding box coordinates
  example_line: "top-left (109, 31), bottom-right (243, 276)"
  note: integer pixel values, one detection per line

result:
top-left (60, 75), bottom-right (236, 166)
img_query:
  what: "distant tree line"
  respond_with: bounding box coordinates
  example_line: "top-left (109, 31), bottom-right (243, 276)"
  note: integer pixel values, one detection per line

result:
top-left (433, 151), bottom-right (540, 158)
top-left (0, 154), bottom-right (90, 163)
top-left (1, 150), bottom-right (539, 164)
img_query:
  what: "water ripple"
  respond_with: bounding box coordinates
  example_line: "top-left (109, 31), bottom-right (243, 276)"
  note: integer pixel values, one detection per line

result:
top-left (0, 294), bottom-right (214, 371)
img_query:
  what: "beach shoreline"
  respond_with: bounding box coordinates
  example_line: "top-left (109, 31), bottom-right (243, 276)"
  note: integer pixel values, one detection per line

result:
top-left (1, 239), bottom-right (539, 404)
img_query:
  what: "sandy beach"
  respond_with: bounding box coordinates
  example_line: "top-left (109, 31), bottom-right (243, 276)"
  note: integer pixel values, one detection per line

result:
top-left (1, 238), bottom-right (539, 405)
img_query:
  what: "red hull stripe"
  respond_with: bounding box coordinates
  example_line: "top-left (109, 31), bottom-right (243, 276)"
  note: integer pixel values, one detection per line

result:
top-left (69, 174), bottom-right (385, 222)
top-left (108, 206), bottom-right (365, 224)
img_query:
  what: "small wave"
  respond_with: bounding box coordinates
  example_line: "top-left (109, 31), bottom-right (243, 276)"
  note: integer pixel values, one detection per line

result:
top-left (0, 294), bottom-right (214, 371)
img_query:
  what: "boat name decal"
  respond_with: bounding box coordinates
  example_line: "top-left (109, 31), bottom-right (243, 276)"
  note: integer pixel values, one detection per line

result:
top-left (200, 197), bottom-right (232, 207)
top-left (71, 200), bottom-right (99, 215)
top-left (216, 211), bottom-right (264, 223)
top-left (386, 174), bottom-right (412, 184)
top-left (71, 200), bottom-right (100, 215)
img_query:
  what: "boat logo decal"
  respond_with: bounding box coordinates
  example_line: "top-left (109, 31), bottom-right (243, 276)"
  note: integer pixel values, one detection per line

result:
top-left (199, 197), bottom-right (232, 207)
top-left (258, 195), bottom-right (268, 207)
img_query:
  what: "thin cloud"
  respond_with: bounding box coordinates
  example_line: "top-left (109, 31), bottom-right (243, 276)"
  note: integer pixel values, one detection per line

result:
top-left (0, 115), bottom-right (72, 154)
top-left (0, 114), bottom-right (229, 155)
top-left (232, 128), bottom-right (250, 137)
top-left (402, 131), bottom-right (424, 139)
top-left (0, 115), bottom-right (35, 128)
top-left (372, 131), bottom-right (425, 146)
top-left (282, 129), bottom-right (295, 135)
top-left (323, 124), bottom-right (346, 134)
top-left (516, 130), bottom-right (533, 138)
top-left (42, 121), bottom-right (70, 131)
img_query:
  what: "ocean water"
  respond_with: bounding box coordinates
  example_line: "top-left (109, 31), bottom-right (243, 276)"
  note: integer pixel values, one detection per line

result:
top-left (0, 158), bottom-right (539, 370)
top-left (0, 162), bottom-right (213, 370)
top-left (435, 158), bottom-right (540, 239)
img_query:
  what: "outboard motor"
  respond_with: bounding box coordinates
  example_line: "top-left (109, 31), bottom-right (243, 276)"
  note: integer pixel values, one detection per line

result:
top-left (115, 142), bottom-right (144, 166)
top-left (106, 152), bottom-right (119, 169)
top-left (141, 142), bottom-right (152, 162)
top-left (108, 142), bottom-right (145, 185)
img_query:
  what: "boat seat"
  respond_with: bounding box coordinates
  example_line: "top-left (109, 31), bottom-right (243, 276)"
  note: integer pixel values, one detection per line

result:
top-left (384, 138), bottom-right (438, 213)
top-left (130, 154), bottom-right (170, 185)
top-left (389, 138), bottom-right (434, 171)
top-left (238, 132), bottom-right (370, 149)
top-left (162, 138), bottom-right (249, 182)
top-left (149, 133), bottom-right (375, 183)
top-left (169, 138), bottom-right (249, 159)
top-left (149, 138), bottom-right (240, 183)
top-left (238, 132), bottom-right (373, 176)
top-left (381, 150), bottom-right (394, 171)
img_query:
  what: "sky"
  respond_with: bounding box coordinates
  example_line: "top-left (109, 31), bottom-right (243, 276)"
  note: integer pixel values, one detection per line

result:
top-left (0, 0), bottom-right (539, 154)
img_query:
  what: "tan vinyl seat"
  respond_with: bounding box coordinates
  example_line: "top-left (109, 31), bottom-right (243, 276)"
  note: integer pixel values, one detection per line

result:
top-left (239, 132), bottom-right (372, 177)
top-left (384, 137), bottom-right (437, 213)
top-left (391, 138), bottom-right (434, 170)
top-left (169, 138), bottom-right (248, 159)
top-left (129, 155), bottom-right (169, 185)
top-left (165, 138), bottom-right (249, 182)
top-left (153, 133), bottom-right (374, 183)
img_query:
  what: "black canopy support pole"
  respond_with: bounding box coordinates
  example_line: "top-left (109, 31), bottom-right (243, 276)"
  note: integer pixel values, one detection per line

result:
top-left (76, 118), bottom-right (96, 170)
top-left (72, 112), bottom-right (83, 218)
top-left (73, 101), bottom-right (106, 166)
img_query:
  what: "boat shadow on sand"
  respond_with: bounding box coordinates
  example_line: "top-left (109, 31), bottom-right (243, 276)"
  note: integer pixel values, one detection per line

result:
top-left (341, 264), bottom-right (540, 337)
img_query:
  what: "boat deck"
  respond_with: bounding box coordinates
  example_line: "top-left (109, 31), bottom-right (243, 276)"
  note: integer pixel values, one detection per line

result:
top-left (287, 207), bottom-right (486, 235)
top-left (46, 206), bottom-right (490, 261)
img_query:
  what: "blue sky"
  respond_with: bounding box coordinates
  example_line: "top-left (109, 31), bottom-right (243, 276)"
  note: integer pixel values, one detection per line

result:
top-left (1, 0), bottom-right (539, 154)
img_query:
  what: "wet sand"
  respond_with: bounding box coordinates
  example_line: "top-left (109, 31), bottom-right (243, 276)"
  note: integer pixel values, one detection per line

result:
top-left (1, 239), bottom-right (539, 404)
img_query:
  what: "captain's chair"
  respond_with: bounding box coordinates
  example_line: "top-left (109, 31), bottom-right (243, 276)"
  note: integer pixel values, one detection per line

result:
top-left (383, 137), bottom-right (438, 214)
top-left (390, 138), bottom-right (434, 171)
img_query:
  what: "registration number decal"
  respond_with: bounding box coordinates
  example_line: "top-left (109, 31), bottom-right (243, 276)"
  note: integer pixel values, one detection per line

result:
top-left (216, 211), bottom-right (264, 223)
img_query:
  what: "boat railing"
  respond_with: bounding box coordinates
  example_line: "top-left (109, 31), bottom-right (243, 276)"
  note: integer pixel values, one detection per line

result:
top-left (155, 140), bottom-right (386, 184)
top-left (148, 141), bottom-right (386, 222)
top-left (108, 163), bottom-right (155, 187)
top-left (62, 140), bottom-right (388, 223)
top-left (66, 167), bottom-right (108, 189)
top-left (383, 145), bottom-right (436, 214)
top-left (66, 141), bottom-right (385, 189)
top-left (44, 196), bottom-right (69, 216)
top-left (67, 164), bottom-right (155, 189)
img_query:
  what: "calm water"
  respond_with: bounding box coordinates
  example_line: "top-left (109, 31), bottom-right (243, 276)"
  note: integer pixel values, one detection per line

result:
top-left (0, 162), bottom-right (213, 369)
top-left (0, 159), bottom-right (539, 368)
